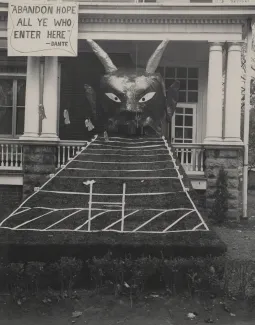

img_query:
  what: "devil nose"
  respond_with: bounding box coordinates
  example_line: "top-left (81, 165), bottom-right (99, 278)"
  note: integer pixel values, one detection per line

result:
top-left (121, 111), bottom-right (135, 120)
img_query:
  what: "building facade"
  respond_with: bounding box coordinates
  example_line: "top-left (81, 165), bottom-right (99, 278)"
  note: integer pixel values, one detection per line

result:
top-left (0, 0), bottom-right (255, 220)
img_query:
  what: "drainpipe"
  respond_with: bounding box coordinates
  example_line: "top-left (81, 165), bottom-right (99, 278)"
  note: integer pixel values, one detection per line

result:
top-left (242, 18), bottom-right (253, 220)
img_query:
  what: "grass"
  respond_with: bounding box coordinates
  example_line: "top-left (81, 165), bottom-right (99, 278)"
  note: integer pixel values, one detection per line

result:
top-left (0, 290), bottom-right (254, 325)
top-left (213, 190), bottom-right (255, 261)
top-left (0, 136), bottom-right (226, 260)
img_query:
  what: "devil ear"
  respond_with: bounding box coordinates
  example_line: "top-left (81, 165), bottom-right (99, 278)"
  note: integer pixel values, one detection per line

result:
top-left (166, 80), bottom-right (180, 123)
top-left (84, 84), bottom-right (97, 118)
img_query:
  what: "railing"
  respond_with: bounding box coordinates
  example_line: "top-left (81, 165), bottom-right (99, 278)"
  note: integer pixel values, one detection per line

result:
top-left (0, 139), bottom-right (205, 174)
top-left (0, 140), bottom-right (23, 171)
top-left (56, 140), bottom-right (87, 168)
top-left (172, 143), bottom-right (205, 174)
top-left (56, 141), bottom-right (205, 174)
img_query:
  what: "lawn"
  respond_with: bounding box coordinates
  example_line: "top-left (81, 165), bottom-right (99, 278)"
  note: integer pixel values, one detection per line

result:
top-left (214, 190), bottom-right (255, 261)
top-left (0, 290), bottom-right (254, 325)
top-left (1, 140), bottom-right (255, 324)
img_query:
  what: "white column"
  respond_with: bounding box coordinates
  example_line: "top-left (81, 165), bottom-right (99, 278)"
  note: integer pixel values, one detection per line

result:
top-left (204, 42), bottom-right (224, 143)
top-left (40, 57), bottom-right (59, 141)
top-left (224, 42), bottom-right (242, 143)
top-left (19, 57), bottom-right (40, 140)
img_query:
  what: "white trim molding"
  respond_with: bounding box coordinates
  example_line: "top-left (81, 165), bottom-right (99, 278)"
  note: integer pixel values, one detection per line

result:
top-left (0, 174), bottom-right (23, 186)
top-left (79, 17), bottom-right (246, 25)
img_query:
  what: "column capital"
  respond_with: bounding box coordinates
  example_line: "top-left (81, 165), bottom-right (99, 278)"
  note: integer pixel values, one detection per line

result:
top-left (208, 42), bottom-right (224, 52)
top-left (227, 42), bottom-right (243, 52)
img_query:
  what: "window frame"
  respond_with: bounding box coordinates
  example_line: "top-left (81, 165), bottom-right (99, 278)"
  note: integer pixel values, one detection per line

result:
top-left (162, 66), bottom-right (199, 104)
top-left (157, 65), bottom-right (199, 143)
top-left (0, 72), bottom-right (26, 138)
top-left (171, 102), bottom-right (197, 144)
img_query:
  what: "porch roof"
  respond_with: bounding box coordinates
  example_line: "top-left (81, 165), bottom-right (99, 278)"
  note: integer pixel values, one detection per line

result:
top-left (0, 1), bottom-right (255, 17)
top-left (0, 1), bottom-right (253, 41)
top-left (76, 1), bottom-right (255, 18)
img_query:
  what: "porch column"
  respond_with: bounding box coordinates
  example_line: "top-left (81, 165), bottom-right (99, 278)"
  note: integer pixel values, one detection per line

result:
top-left (204, 42), bottom-right (224, 143)
top-left (224, 42), bottom-right (242, 143)
top-left (40, 57), bottom-right (59, 140)
top-left (19, 57), bottom-right (40, 139)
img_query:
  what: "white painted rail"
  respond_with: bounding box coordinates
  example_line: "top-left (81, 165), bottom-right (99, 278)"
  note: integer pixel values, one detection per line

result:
top-left (0, 141), bottom-right (23, 170)
top-left (0, 139), bottom-right (205, 174)
top-left (56, 140), bottom-right (87, 168)
top-left (172, 143), bottom-right (204, 174)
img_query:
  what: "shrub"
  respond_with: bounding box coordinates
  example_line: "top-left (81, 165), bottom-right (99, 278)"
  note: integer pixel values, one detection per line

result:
top-left (1, 254), bottom-right (255, 301)
top-left (209, 167), bottom-right (229, 224)
top-left (51, 257), bottom-right (83, 297)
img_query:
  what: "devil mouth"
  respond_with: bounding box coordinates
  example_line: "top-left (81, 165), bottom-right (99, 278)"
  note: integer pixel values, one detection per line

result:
top-left (109, 111), bottom-right (143, 127)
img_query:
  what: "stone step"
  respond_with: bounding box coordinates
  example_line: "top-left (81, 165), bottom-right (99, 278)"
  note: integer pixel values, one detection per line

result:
top-left (44, 177), bottom-right (185, 193)
top-left (76, 152), bottom-right (171, 162)
top-left (3, 206), bottom-right (201, 233)
top-left (27, 190), bottom-right (192, 210)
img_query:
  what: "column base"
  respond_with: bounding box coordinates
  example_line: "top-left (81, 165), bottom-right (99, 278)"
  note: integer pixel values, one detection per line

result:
top-left (224, 137), bottom-right (243, 145)
top-left (39, 134), bottom-right (60, 142)
top-left (19, 133), bottom-right (39, 141)
top-left (203, 137), bottom-right (224, 144)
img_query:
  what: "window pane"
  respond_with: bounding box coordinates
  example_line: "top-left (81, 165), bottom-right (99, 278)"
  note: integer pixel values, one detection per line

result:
top-left (188, 68), bottom-right (198, 78)
top-left (175, 115), bottom-right (183, 126)
top-left (188, 92), bottom-right (198, 102)
top-left (165, 67), bottom-right (175, 78)
top-left (176, 68), bottom-right (187, 78)
top-left (165, 79), bottom-right (175, 89)
top-left (17, 79), bottom-right (26, 106)
top-left (184, 128), bottom-right (193, 139)
top-left (176, 107), bottom-right (183, 114)
top-left (185, 115), bottom-right (193, 127)
top-left (185, 107), bottom-right (193, 115)
top-left (0, 80), bottom-right (13, 106)
top-left (179, 91), bottom-right (186, 102)
top-left (16, 107), bottom-right (25, 135)
top-left (175, 127), bottom-right (183, 139)
top-left (0, 107), bottom-right (12, 134)
top-left (188, 80), bottom-right (198, 91)
top-left (179, 79), bottom-right (187, 91)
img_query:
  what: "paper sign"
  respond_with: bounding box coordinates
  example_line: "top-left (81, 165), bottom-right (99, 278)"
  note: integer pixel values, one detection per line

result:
top-left (8, 1), bottom-right (78, 57)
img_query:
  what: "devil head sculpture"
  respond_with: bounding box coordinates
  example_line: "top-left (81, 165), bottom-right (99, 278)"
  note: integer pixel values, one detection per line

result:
top-left (85, 39), bottom-right (180, 137)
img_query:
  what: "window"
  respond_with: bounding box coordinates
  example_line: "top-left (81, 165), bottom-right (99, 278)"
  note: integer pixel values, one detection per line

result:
top-left (0, 77), bottom-right (26, 137)
top-left (157, 66), bottom-right (199, 143)
top-left (158, 67), bottom-right (199, 103)
top-left (171, 103), bottom-right (196, 144)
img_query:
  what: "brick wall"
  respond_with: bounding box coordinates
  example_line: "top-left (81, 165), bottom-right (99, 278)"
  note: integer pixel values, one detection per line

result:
top-left (23, 144), bottom-right (57, 199)
top-left (0, 185), bottom-right (23, 217)
top-left (205, 147), bottom-right (242, 220)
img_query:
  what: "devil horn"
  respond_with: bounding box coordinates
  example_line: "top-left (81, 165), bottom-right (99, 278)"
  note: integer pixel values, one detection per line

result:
top-left (87, 39), bottom-right (117, 73)
top-left (146, 40), bottom-right (169, 73)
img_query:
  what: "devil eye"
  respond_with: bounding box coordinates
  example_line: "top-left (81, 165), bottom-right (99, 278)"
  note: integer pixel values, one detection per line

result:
top-left (105, 93), bottom-right (121, 103)
top-left (139, 92), bottom-right (156, 103)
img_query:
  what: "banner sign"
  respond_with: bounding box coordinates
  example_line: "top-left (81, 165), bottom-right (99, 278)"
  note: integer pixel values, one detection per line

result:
top-left (8, 1), bottom-right (78, 57)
